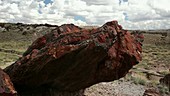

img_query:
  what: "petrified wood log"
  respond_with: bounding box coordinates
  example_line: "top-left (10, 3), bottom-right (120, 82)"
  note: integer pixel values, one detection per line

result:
top-left (4, 21), bottom-right (143, 95)
top-left (0, 68), bottom-right (17, 96)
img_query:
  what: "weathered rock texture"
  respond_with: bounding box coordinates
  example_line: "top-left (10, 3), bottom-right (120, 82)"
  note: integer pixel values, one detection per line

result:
top-left (4, 21), bottom-right (143, 95)
top-left (0, 68), bottom-right (17, 96)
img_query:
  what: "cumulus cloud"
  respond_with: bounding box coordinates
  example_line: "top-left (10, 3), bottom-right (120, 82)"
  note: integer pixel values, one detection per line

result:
top-left (0, 0), bottom-right (170, 29)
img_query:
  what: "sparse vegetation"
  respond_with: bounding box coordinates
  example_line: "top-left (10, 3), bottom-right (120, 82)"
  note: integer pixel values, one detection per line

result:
top-left (0, 52), bottom-right (19, 68)
top-left (132, 77), bottom-right (147, 85)
top-left (158, 84), bottom-right (169, 95)
top-left (0, 41), bottom-right (31, 53)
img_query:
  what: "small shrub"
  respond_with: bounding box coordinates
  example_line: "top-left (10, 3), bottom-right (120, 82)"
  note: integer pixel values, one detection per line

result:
top-left (158, 84), bottom-right (169, 95)
top-left (131, 77), bottom-right (147, 85)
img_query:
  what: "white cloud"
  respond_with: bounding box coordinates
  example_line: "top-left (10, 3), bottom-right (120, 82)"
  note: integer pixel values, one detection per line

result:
top-left (0, 0), bottom-right (170, 29)
top-left (81, 0), bottom-right (115, 5)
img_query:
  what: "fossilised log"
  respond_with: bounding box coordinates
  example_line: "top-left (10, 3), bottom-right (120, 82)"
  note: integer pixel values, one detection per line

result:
top-left (0, 68), bottom-right (17, 96)
top-left (4, 21), bottom-right (143, 95)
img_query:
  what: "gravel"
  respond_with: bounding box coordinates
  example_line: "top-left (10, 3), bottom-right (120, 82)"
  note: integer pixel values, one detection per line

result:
top-left (84, 79), bottom-right (146, 96)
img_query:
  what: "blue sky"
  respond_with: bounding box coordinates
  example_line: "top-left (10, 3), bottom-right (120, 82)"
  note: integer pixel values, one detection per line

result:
top-left (74, 16), bottom-right (86, 22)
top-left (44, 0), bottom-right (53, 5)
top-left (0, 0), bottom-right (170, 29)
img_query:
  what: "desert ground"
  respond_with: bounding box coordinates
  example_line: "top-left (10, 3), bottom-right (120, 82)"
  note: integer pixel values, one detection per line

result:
top-left (0, 23), bottom-right (169, 96)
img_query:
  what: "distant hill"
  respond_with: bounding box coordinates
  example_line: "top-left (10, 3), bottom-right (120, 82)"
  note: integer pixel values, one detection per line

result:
top-left (0, 22), bottom-right (170, 43)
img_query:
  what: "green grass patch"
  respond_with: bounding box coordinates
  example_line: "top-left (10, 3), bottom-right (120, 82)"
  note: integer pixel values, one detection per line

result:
top-left (131, 77), bottom-right (147, 85)
top-left (0, 52), bottom-right (19, 66)
top-left (0, 41), bottom-right (31, 53)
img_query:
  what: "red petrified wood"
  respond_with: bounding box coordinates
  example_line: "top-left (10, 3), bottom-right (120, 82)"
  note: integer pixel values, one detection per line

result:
top-left (0, 68), bottom-right (17, 96)
top-left (4, 21), bottom-right (143, 95)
